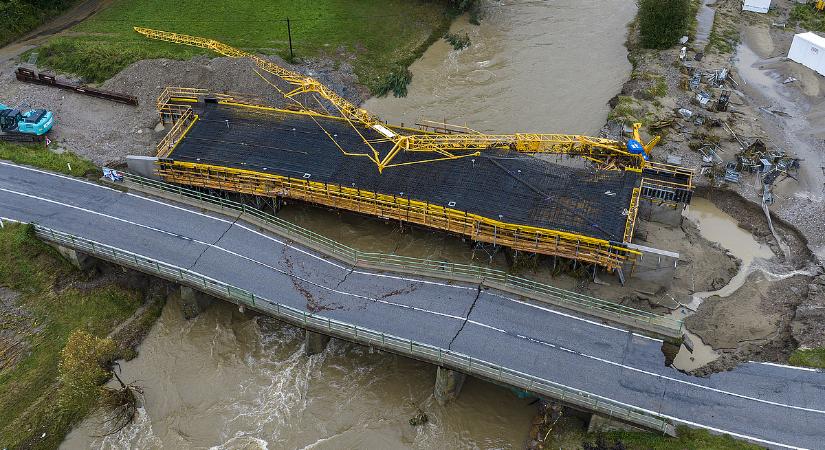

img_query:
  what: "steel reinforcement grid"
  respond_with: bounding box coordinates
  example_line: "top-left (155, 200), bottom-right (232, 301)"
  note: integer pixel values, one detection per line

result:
top-left (32, 223), bottom-right (675, 435)
top-left (122, 173), bottom-right (683, 336)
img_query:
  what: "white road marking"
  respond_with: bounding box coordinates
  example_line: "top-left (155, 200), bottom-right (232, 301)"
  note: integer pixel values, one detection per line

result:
top-left (2, 189), bottom-right (822, 449)
top-left (4, 170), bottom-right (825, 417)
top-left (754, 361), bottom-right (822, 373)
top-left (4, 186), bottom-right (824, 418)
top-left (0, 161), bottom-right (659, 339)
top-left (0, 160), bottom-right (121, 192)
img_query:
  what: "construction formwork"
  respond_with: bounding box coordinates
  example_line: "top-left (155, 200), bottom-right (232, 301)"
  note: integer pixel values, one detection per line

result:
top-left (153, 93), bottom-right (651, 271)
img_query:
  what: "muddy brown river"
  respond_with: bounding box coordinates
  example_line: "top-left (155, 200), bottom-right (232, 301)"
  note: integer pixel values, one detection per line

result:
top-left (62, 0), bottom-right (637, 447)
top-left (364, 0), bottom-right (636, 135)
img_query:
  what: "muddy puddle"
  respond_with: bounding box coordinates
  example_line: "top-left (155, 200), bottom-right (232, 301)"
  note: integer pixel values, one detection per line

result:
top-left (683, 197), bottom-right (773, 309)
top-left (362, 0), bottom-right (636, 136)
top-left (670, 198), bottom-right (773, 371)
top-left (672, 329), bottom-right (720, 372)
top-left (694, 0), bottom-right (717, 47)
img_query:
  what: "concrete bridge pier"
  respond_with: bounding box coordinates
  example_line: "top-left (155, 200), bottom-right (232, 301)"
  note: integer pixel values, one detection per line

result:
top-left (179, 286), bottom-right (213, 319)
top-left (305, 330), bottom-right (330, 356)
top-left (53, 244), bottom-right (96, 271)
top-left (434, 367), bottom-right (467, 405)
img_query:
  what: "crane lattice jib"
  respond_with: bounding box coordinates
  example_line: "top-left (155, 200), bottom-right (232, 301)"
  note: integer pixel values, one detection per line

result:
top-left (395, 133), bottom-right (644, 170)
top-left (133, 27), bottom-right (377, 126)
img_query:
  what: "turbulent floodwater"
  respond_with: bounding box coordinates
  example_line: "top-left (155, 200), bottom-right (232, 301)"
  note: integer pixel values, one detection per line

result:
top-left (363, 0), bottom-right (637, 135)
top-left (63, 0), bottom-right (638, 447)
top-left (62, 299), bottom-right (535, 449)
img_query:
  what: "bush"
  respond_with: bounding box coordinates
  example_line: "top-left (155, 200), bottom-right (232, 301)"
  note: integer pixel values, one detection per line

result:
top-left (638, 0), bottom-right (691, 49)
top-left (444, 32), bottom-right (471, 50)
top-left (375, 66), bottom-right (413, 98)
top-left (58, 330), bottom-right (117, 410)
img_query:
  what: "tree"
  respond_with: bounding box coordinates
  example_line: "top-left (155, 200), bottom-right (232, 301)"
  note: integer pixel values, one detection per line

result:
top-left (58, 329), bottom-right (142, 435)
top-left (58, 330), bottom-right (117, 409)
top-left (638, 0), bottom-right (691, 49)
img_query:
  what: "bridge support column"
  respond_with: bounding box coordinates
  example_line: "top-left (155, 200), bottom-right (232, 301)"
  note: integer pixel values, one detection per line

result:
top-left (305, 330), bottom-right (330, 356)
top-left (434, 366), bottom-right (466, 406)
top-left (179, 286), bottom-right (213, 320)
top-left (587, 413), bottom-right (641, 433)
top-left (53, 245), bottom-right (95, 271)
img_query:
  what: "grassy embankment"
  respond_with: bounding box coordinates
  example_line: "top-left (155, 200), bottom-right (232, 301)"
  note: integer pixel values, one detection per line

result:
top-left (0, 0), bottom-right (81, 47)
top-left (0, 141), bottom-right (98, 177)
top-left (0, 224), bottom-right (135, 448)
top-left (789, 348), bottom-right (825, 369)
top-left (790, 2), bottom-right (825, 32)
top-left (0, 144), bottom-right (162, 448)
top-left (550, 424), bottom-right (763, 449)
top-left (28, 0), bottom-right (468, 95)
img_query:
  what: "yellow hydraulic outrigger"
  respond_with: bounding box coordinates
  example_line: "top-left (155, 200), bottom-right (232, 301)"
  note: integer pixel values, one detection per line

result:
top-left (135, 27), bottom-right (662, 174)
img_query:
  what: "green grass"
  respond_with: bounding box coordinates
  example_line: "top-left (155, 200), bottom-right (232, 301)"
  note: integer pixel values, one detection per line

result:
top-left (790, 3), bottom-right (825, 33)
top-left (551, 421), bottom-right (763, 449)
top-left (444, 31), bottom-right (471, 50)
top-left (598, 426), bottom-right (764, 449)
top-left (707, 10), bottom-right (740, 54)
top-left (607, 96), bottom-right (641, 122)
top-left (635, 72), bottom-right (668, 97)
top-left (0, 224), bottom-right (143, 449)
top-left (789, 348), bottom-right (825, 369)
top-left (0, 0), bottom-right (81, 47)
top-left (30, 0), bottom-right (459, 94)
top-left (0, 141), bottom-right (99, 177)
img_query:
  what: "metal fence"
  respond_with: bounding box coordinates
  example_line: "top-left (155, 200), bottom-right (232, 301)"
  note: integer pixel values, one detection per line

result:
top-left (32, 224), bottom-right (675, 435)
top-left (123, 173), bottom-right (683, 335)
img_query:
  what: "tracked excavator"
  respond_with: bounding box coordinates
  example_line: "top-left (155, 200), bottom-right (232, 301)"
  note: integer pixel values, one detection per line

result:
top-left (0, 103), bottom-right (54, 143)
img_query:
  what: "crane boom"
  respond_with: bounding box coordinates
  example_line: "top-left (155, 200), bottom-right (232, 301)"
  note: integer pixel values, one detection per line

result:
top-left (136, 28), bottom-right (677, 178)
top-left (133, 27), bottom-right (377, 126)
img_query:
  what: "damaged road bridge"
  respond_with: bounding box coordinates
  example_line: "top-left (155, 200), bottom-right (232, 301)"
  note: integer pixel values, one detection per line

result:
top-left (1, 161), bottom-right (823, 449)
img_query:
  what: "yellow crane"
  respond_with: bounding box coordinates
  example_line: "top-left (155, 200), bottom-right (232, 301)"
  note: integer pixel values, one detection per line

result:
top-left (135, 27), bottom-right (662, 174)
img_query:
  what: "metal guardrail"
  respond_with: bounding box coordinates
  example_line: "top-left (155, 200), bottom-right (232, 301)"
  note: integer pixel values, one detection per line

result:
top-left (122, 173), bottom-right (684, 336)
top-left (32, 224), bottom-right (675, 434)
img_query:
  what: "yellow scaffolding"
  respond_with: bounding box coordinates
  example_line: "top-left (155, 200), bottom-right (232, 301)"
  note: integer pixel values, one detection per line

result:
top-left (155, 159), bottom-right (641, 271)
top-left (135, 29), bottom-right (688, 178)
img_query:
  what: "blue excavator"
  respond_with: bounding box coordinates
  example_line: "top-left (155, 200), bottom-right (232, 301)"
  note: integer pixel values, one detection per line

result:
top-left (0, 103), bottom-right (54, 143)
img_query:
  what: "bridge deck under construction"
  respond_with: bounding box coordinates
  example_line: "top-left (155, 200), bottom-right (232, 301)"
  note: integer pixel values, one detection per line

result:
top-left (157, 100), bottom-right (645, 270)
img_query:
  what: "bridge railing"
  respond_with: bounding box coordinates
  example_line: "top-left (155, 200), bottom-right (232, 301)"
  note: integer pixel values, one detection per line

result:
top-left (31, 224), bottom-right (675, 435)
top-left (121, 173), bottom-right (684, 336)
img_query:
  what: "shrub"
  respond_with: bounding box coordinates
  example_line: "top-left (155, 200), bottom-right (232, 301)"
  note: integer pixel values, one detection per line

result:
top-left (375, 66), bottom-right (413, 98)
top-left (638, 0), bottom-right (691, 49)
top-left (444, 32), bottom-right (471, 50)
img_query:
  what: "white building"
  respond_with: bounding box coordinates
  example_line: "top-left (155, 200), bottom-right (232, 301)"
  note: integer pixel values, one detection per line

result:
top-left (788, 32), bottom-right (825, 77)
top-left (742, 0), bottom-right (771, 13)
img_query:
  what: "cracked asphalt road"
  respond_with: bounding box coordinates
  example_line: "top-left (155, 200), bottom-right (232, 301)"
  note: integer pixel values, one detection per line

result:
top-left (1, 161), bottom-right (824, 449)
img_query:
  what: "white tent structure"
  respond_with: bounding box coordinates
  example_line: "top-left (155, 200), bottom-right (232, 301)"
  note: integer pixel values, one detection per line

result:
top-left (742, 0), bottom-right (771, 13)
top-left (788, 32), bottom-right (825, 77)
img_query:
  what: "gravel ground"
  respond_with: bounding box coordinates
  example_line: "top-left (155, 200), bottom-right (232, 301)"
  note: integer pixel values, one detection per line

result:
top-left (0, 52), bottom-right (367, 165)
